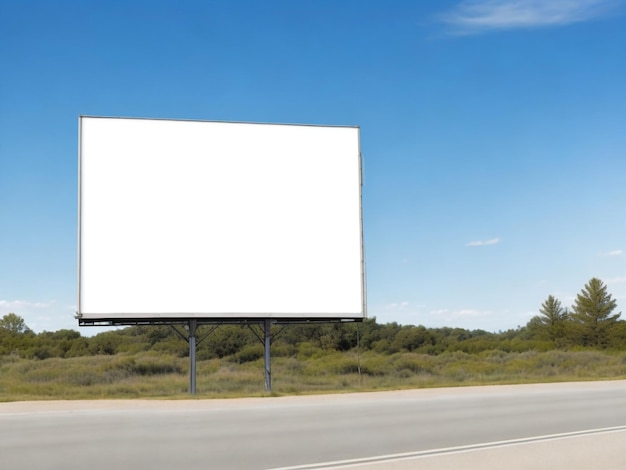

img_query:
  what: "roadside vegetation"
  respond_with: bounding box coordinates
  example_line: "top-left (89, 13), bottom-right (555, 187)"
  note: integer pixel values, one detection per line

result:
top-left (1, 278), bottom-right (624, 400)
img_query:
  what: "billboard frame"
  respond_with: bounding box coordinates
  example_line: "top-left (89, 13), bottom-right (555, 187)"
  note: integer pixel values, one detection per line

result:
top-left (77, 115), bottom-right (366, 323)
top-left (76, 115), bottom-right (366, 392)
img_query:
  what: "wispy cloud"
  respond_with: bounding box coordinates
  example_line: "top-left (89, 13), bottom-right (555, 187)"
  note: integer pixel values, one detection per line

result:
top-left (429, 309), bottom-right (450, 316)
top-left (385, 301), bottom-right (410, 310)
top-left (429, 307), bottom-right (492, 318)
top-left (603, 249), bottom-right (623, 257)
top-left (455, 308), bottom-right (491, 317)
top-left (438, 0), bottom-right (618, 35)
top-left (428, 308), bottom-right (495, 328)
top-left (466, 237), bottom-right (500, 247)
top-left (606, 277), bottom-right (626, 285)
top-left (0, 299), bottom-right (54, 310)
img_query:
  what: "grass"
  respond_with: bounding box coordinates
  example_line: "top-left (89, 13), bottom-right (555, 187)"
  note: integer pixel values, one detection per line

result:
top-left (1, 349), bottom-right (626, 401)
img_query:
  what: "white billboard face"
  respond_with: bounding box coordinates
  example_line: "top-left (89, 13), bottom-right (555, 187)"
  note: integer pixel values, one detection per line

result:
top-left (78, 117), bottom-right (365, 320)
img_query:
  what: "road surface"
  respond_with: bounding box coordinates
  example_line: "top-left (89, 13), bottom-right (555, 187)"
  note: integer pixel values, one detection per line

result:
top-left (2, 380), bottom-right (626, 469)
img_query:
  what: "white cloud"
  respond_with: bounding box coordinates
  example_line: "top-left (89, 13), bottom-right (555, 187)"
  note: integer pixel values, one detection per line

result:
top-left (466, 237), bottom-right (500, 246)
top-left (0, 299), bottom-right (54, 311)
top-left (438, 0), bottom-right (618, 35)
top-left (385, 301), bottom-right (410, 310)
top-left (606, 277), bottom-right (626, 285)
top-left (454, 308), bottom-right (491, 317)
top-left (428, 307), bottom-right (493, 319)
top-left (603, 249), bottom-right (623, 256)
top-left (375, 304), bottom-right (533, 332)
top-left (424, 307), bottom-right (499, 330)
top-left (429, 308), bottom-right (450, 316)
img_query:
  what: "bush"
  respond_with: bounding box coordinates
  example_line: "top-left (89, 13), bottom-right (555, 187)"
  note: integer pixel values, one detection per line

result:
top-left (392, 353), bottom-right (434, 375)
top-left (237, 345), bottom-right (264, 363)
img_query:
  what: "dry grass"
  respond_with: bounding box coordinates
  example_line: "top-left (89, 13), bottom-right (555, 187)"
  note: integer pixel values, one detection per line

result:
top-left (1, 349), bottom-right (626, 401)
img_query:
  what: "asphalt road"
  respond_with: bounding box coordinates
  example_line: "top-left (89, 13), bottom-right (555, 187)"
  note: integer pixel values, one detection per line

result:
top-left (2, 380), bottom-right (626, 470)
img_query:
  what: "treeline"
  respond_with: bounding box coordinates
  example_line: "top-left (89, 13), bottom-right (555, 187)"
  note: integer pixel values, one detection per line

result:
top-left (1, 278), bottom-right (623, 361)
top-left (526, 277), bottom-right (623, 348)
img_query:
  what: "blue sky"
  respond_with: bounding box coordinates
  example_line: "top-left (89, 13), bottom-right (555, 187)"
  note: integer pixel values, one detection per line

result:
top-left (1, 0), bottom-right (625, 334)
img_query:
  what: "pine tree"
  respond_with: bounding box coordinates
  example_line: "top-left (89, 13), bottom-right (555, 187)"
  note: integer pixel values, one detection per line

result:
top-left (571, 278), bottom-right (621, 347)
top-left (539, 295), bottom-right (567, 325)
top-left (533, 295), bottom-right (569, 344)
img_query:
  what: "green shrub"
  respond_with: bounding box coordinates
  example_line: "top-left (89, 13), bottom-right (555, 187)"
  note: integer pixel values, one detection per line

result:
top-left (237, 345), bottom-right (264, 363)
top-left (392, 353), bottom-right (434, 375)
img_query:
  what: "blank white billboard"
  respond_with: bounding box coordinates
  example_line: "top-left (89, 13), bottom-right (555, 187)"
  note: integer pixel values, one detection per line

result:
top-left (78, 116), bottom-right (365, 320)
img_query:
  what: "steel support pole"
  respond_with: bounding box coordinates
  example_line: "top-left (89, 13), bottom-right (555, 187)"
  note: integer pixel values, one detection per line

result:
top-left (189, 319), bottom-right (197, 395)
top-left (264, 319), bottom-right (271, 392)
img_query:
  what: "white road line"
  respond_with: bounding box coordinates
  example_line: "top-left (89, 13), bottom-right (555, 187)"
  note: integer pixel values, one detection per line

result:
top-left (268, 425), bottom-right (626, 470)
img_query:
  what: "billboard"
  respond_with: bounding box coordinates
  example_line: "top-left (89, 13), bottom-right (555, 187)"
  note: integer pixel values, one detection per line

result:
top-left (78, 116), bottom-right (365, 321)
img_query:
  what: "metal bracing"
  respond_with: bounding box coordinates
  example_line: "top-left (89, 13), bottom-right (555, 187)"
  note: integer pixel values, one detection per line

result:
top-left (170, 322), bottom-right (222, 395)
top-left (247, 320), bottom-right (275, 391)
top-left (171, 323), bottom-right (221, 347)
top-left (247, 322), bottom-right (287, 343)
top-left (78, 317), bottom-right (362, 394)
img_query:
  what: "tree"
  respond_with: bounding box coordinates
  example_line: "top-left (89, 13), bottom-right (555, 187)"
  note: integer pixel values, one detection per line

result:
top-left (391, 325), bottom-right (437, 353)
top-left (528, 295), bottom-right (569, 345)
top-left (571, 278), bottom-right (621, 347)
top-left (0, 313), bottom-right (30, 334)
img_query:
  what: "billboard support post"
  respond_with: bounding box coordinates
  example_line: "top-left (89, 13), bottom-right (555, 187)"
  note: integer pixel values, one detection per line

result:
top-left (264, 319), bottom-right (271, 392)
top-left (189, 319), bottom-right (197, 395)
